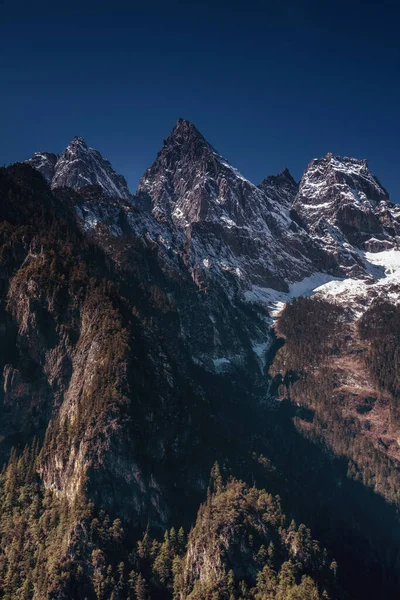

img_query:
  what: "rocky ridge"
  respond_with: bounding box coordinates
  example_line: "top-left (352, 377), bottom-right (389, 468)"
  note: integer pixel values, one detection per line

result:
top-left (26, 136), bottom-right (131, 199)
top-left (26, 119), bottom-right (400, 331)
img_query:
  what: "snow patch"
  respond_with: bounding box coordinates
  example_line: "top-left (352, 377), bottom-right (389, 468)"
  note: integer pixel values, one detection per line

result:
top-left (213, 357), bottom-right (232, 373)
top-left (245, 272), bottom-right (338, 317)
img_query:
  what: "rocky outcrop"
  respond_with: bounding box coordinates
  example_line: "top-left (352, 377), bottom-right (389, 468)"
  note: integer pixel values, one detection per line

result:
top-left (179, 479), bottom-right (338, 600)
top-left (26, 151), bottom-right (58, 184)
top-left (26, 137), bottom-right (131, 199)
top-left (258, 167), bottom-right (298, 211)
top-left (292, 154), bottom-right (400, 276)
top-left (137, 119), bottom-right (321, 293)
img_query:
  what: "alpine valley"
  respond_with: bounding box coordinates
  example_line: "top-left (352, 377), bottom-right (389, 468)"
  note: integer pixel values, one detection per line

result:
top-left (0, 119), bottom-right (399, 599)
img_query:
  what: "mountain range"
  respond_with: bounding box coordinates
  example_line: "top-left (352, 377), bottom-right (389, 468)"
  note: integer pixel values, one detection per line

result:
top-left (0, 119), bottom-right (399, 599)
top-left (26, 118), bottom-right (400, 302)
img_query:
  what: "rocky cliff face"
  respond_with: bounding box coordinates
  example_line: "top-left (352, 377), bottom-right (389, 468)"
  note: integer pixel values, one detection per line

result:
top-left (258, 167), bottom-right (298, 211)
top-left (25, 151), bottom-right (59, 184)
top-left (0, 162), bottom-right (274, 530)
top-left (292, 153), bottom-right (400, 276)
top-left (27, 136), bottom-right (131, 199)
top-left (137, 119), bottom-right (326, 294)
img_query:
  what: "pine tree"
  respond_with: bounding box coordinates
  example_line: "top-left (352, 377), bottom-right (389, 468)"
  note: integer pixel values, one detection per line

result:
top-left (134, 574), bottom-right (146, 600)
top-left (210, 461), bottom-right (223, 493)
top-left (177, 526), bottom-right (186, 554)
top-left (153, 531), bottom-right (172, 585)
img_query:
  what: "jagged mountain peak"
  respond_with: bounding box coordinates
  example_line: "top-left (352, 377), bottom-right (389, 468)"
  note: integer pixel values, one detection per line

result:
top-left (281, 166), bottom-right (297, 182)
top-left (69, 135), bottom-right (89, 147)
top-left (61, 136), bottom-right (91, 161)
top-left (26, 138), bottom-right (131, 200)
top-left (261, 167), bottom-right (297, 186)
top-left (147, 118), bottom-right (246, 181)
top-left (308, 152), bottom-right (371, 175)
top-left (259, 166), bottom-right (298, 191)
top-left (137, 121), bottom-right (319, 292)
top-left (158, 118), bottom-right (217, 159)
top-left (138, 120), bottom-right (253, 224)
top-left (292, 151), bottom-right (399, 268)
top-left (296, 151), bottom-right (390, 212)
top-left (173, 117), bottom-right (205, 137)
top-left (26, 151), bottom-right (59, 184)
top-left (258, 168), bottom-right (298, 211)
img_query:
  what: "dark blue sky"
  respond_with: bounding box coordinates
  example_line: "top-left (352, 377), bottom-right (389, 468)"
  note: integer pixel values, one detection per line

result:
top-left (2, 0), bottom-right (400, 198)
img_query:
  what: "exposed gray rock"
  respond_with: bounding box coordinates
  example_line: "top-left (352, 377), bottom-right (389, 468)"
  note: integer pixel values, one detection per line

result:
top-left (258, 167), bottom-right (298, 211)
top-left (26, 151), bottom-right (58, 184)
top-left (26, 137), bottom-right (131, 199)
top-left (292, 153), bottom-right (400, 257)
top-left (26, 122), bottom-right (400, 304)
top-left (137, 119), bottom-right (319, 293)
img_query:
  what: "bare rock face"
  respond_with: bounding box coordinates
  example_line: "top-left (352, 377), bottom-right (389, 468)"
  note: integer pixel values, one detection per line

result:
top-left (26, 137), bottom-right (131, 199)
top-left (26, 151), bottom-right (58, 184)
top-left (25, 122), bottom-right (400, 298)
top-left (258, 167), bottom-right (298, 211)
top-left (292, 154), bottom-right (400, 275)
top-left (137, 119), bottom-right (319, 292)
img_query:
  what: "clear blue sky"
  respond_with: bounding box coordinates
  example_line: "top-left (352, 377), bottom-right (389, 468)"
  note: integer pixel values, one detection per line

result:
top-left (1, 0), bottom-right (400, 199)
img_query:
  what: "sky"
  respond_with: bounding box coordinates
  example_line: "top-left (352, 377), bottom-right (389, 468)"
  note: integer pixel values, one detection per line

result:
top-left (1, 0), bottom-right (400, 198)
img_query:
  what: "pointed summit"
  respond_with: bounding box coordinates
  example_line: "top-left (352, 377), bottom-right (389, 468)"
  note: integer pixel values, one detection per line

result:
top-left (137, 120), bottom-right (317, 291)
top-left (26, 138), bottom-right (130, 199)
top-left (160, 118), bottom-right (214, 157)
top-left (281, 167), bottom-right (297, 186)
top-left (259, 167), bottom-right (297, 189)
top-left (60, 136), bottom-right (91, 164)
top-left (172, 118), bottom-right (206, 137)
top-left (292, 153), bottom-right (397, 254)
top-left (137, 119), bottom-right (251, 223)
top-left (69, 136), bottom-right (89, 149)
top-left (175, 117), bottom-right (200, 130)
top-left (26, 152), bottom-right (59, 184)
top-left (258, 168), bottom-right (298, 210)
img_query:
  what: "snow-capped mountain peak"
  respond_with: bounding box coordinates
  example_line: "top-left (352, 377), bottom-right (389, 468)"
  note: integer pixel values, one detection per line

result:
top-left (291, 152), bottom-right (399, 272)
top-left (26, 138), bottom-right (131, 200)
top-left (25, 122), bottom-right (400, 316)
top-left (26, 152), bottom-right (59, 184)
top-left (137, 120), bottom-right (324, 292)
top-left (297, 153), bottom-right (389, 210)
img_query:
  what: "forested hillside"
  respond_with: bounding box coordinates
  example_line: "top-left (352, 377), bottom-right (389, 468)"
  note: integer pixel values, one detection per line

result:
top-left (1, 140), bottom-right (400, 600)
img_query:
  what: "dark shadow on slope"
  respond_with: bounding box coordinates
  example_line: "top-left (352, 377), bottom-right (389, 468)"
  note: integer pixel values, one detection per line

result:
top-left (246, 398), bottom-right (400, 600)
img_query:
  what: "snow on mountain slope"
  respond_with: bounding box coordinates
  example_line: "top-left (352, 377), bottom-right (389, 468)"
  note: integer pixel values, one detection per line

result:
top-left (258, 168), bottom-right (298, 213)
top-left (137, 119), bottom-right (325, 293)
top-left (27, 137), bottom-right (131, 199)
top-left (250, 249), bottom-right (400, 319)
top-left (26, 152), bottom-right (58, 184)
top-left (25, 121), bottom-right (400, 324)
top-left (314, 249), bottom-right (400, 314)
top-left (292, 153), bottom-right (400, 277)
top-left (245, 272), bottom-right (338, 317)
